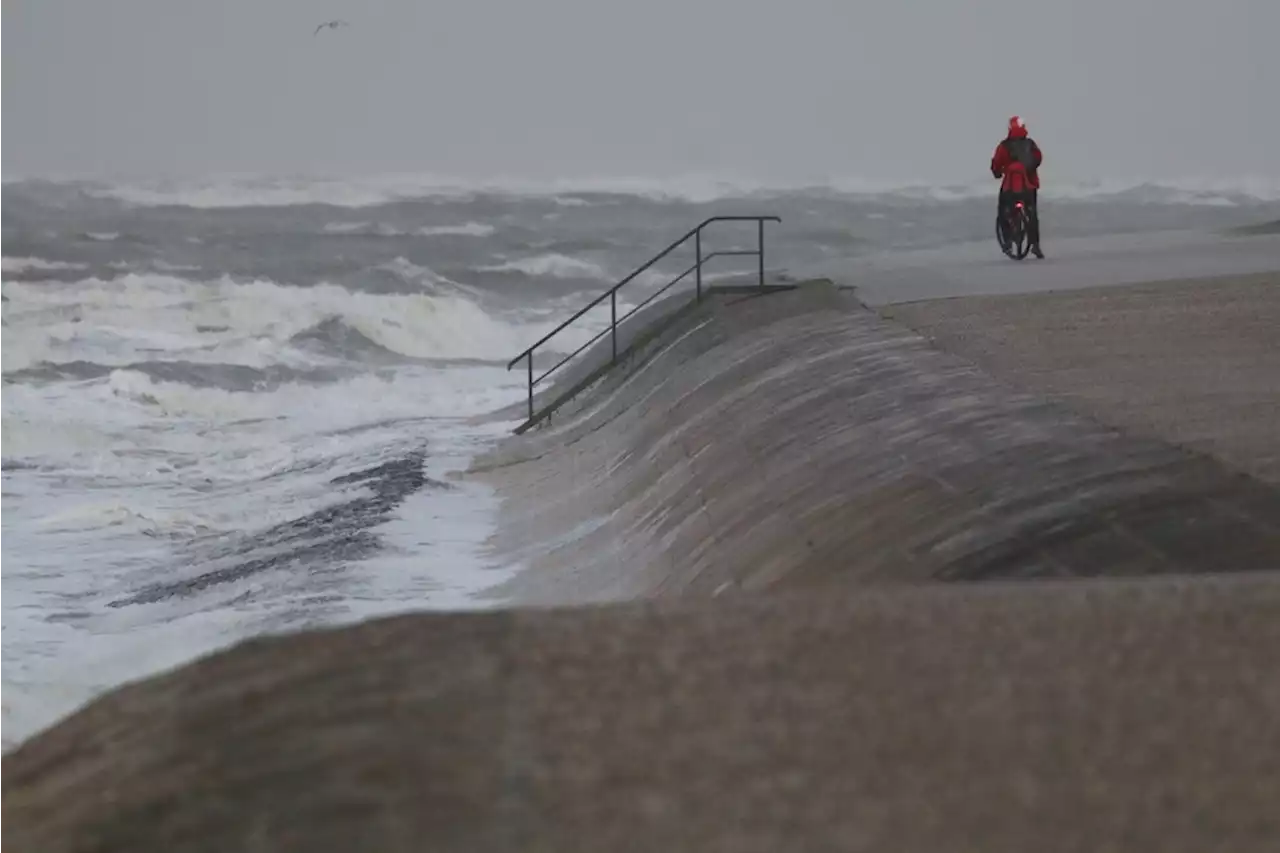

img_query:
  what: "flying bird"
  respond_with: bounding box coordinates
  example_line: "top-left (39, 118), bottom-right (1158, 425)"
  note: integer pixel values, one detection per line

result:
top-left (313, 19), bottom-right (350, 36)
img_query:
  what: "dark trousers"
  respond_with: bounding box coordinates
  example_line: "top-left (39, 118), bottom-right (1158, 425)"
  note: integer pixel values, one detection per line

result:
top-left (998, 188), bottom-right (1040, 246)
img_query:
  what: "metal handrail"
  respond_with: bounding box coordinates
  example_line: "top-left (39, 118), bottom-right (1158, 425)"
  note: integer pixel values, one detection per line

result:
top-left (506, 215), bottom-right (781, 423)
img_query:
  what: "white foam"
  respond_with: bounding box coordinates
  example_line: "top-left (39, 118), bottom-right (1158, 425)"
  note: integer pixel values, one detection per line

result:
top-left (374, 256), bottom-right (487, 300)
top-left (3, 321), bottom-right (535, 495)
top-left (321, 220), bottom-right (371, 233)
top-left (335, 417), bottom-right (525, 618)
top-left (481, 252), bottom-right (613, 281)
top-left (2, 362), bottom-right (528, 750)
top-left (149, 259), bottom-right (203, 273)
top-left (1, 272), bottom-right (607, 373)
top-left (97, 364), bottom-right (520, 426)
top-left (77, 172), bottom-right (1280, 209)
top-left (83, 172), bottom-right (763, 208)
top-left (3, 256), bottom-right (88, 274)
top-left (322, 220), bottom-right (496, 237)
top-left (95, 175), bottom-right (437, 208)
top-left (415, 221), bottom-right (496, 237)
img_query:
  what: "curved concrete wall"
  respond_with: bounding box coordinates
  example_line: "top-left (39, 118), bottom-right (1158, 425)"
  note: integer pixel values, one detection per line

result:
top-left (477, 281), bottom-right (1280, 605)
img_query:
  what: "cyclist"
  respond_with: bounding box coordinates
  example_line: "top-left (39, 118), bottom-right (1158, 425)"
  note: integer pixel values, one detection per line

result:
top-left (991, 116), bottom-right (1044, 258)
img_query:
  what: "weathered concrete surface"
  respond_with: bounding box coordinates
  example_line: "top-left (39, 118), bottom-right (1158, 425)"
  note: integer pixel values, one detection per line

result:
top-left (475, 281), bottom-right (1280, 605)
top-left (6, 574), bottom-right (1280, 853)
top-left (804, 228), bottom-right (1280, 305)
top-left (883, 272), bottom-right (1280, 485)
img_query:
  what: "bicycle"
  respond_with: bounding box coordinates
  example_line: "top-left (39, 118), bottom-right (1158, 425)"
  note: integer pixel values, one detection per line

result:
top-left (996, 199), bottom-right (1033, 260)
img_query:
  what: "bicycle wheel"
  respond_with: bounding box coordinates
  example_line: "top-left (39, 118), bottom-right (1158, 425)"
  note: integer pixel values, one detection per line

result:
top-left (1008, 207), bottom-right (1030, 260)
top-left (995, 214), bottom-right (1015, 259)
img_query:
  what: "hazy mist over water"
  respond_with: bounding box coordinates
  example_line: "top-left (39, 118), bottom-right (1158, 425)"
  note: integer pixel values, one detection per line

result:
top-left (4, 0), bottom-right (1279, 187)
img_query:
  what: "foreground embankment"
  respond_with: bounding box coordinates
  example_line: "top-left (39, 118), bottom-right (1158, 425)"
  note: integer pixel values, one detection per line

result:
top-left (6, 242), bottom-right (1280, 851)
top-left (6, 574), bottom-right (1280, 852)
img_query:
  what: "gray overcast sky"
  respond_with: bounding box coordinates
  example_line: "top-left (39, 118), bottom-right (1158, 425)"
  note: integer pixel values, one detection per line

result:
top-left (4, 0), bottom-right (1278, 185)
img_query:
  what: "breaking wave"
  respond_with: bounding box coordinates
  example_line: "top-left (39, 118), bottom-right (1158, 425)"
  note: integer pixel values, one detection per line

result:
top-left (480, 253), bottom-right (613, 281)
top-left (3, 257), bottom-right (88, 274)
top-left (3, 359), bottom-right (354, 391)
top-left (322, 221), bottom-right (496, 238)
top-left (59, 173), bottom-right (1280, 209)
top-left (2, 271), bottom-right (623, 376)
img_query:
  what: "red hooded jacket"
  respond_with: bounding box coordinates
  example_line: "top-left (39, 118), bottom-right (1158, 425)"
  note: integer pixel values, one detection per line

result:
top-left (991, 119), bottom-right (1042, 192)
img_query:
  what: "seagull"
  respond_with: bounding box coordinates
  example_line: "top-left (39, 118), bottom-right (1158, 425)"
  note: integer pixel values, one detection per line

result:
top-left (313, 19), bottom-right (350, 36)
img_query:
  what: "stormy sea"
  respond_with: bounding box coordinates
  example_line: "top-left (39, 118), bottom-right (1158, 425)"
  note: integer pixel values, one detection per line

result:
top-left (4, 172), bottom-right (1278, 749)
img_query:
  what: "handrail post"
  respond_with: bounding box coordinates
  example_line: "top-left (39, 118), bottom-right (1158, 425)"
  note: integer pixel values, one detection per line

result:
top-left (758, 218), bottom-right (765, 288)
top-left (695, 227), bottom-right (703, 302)
top-left (610, 290), bottom-right (618, 363)
top-left (526, 352), bottom-right (534, 421)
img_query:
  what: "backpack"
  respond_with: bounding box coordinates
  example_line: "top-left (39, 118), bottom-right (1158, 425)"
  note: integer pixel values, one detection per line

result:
top-left (1005, 137), bottom-right (1038, 175)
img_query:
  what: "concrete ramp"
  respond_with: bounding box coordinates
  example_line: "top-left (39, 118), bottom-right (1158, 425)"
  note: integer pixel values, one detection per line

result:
top-left (477, 279), bottom-right (1280, 604)
top-left (884, 272), bottom-right (1280, 485)
top-left (815, 228), bottom-right (1280, 305)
